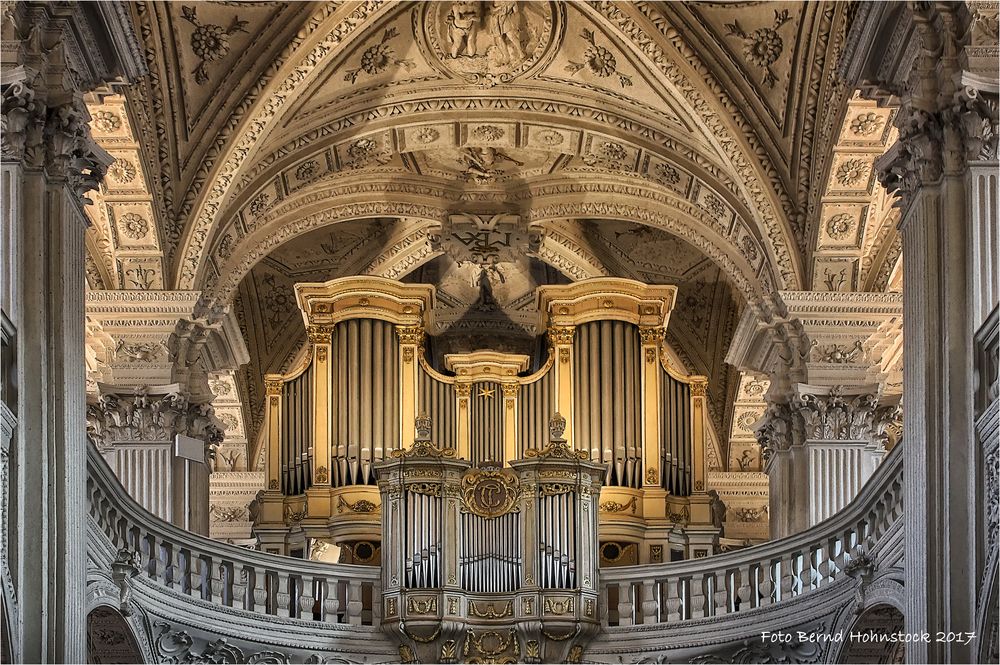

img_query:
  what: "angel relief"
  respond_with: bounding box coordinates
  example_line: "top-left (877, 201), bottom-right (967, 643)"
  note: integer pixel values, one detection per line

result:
top-left (423, 1), bottom-right (557, 86)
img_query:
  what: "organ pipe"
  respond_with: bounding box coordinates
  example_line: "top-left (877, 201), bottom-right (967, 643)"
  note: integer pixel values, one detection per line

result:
top-left (260, 277), bottom-right (719, 565)
top-left (573, 321), bottom-right (643, 487)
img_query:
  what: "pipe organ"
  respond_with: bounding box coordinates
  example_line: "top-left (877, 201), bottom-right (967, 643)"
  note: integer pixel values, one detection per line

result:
top-left (252, 276), bottom-right (720, 660)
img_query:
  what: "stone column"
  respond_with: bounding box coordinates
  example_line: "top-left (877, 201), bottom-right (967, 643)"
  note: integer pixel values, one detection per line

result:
top-left (842, 2), bottom-right (999, 660)
top-left (727, 293), bottom-right (903, 537)
top-left (1, 3), bottom-right (143, 660)
top-left (726, 296), bottom-right (810, 537)
top-left (85, 291), bottom-right (237, 536)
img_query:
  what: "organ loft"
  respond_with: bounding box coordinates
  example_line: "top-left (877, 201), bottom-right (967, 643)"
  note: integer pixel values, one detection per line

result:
top-left (2, 0), bottom-right (996, 663)
top-left (247, 266), bottom-right (717, 660)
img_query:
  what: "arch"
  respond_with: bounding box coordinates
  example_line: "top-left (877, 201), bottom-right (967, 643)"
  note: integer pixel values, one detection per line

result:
top-left (86, 577), bottom-right (157, 664)
top-left (172, 3), bottom-right (804, 295)
top-left (86, 606), bottom-right (148, 664)
top-left (826, 572), bottom-right (907, 665)
top-left (834, 603), bottom-right (906, 664)
top-left (206, 171), bottom-right (764, 306)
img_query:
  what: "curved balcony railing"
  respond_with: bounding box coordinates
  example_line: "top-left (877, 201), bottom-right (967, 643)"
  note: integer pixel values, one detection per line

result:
top-left (598, 443), bottom-right (903, 626)
top-left (87, 444), bottom-right (380, 626)
top-left (89, 436), bottom-right (903, 639)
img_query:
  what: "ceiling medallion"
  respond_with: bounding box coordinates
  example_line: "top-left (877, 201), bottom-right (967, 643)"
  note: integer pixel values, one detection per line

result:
top-left (416, 1), bottom-right (563, 87)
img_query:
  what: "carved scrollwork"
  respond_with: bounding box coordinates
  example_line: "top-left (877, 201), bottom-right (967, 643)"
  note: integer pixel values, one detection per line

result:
top-left (391, 440), bottom-right (457, 459)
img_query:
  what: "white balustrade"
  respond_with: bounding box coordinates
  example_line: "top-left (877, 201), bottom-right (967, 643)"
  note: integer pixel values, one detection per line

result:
top-left (599, 444), bottom-right (903, 627)
top-left (87, 444), bottom-right (379, 626)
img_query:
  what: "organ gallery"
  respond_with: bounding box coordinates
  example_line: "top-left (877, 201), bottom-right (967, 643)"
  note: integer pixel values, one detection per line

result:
top-left (1, 0), bottom-right (996, 663)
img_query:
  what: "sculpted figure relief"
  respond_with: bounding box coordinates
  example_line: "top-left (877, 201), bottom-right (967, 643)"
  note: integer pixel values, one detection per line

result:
top-left (487, 1), bottom-right (525, 65)
top-left (446, 2), bottom-right (482, 58)
top-left (422, 1), bottom-right (558, 86)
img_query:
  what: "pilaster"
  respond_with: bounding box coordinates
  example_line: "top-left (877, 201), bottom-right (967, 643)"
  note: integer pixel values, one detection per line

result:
top-left (1, 2), bottom-right (143, 660)
top-left (842, 2), bottom-right (998, 657)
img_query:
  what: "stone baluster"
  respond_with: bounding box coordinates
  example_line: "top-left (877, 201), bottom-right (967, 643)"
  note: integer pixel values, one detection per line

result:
top-left (640, 579), bottom-right (658, 624)
top-left (346, 579), bottom-right (364, 625)
top-left (757, 560), bottom-right (776, 607)
top-left (688, 574), bottom-right (707, 619)
top-left (209, 558), bottom-right (225, 605)
top-left (664, 576), bottom-right (683, 622)
top-left (232, 563), bottom-right (250, 611)
top-left (735, 564), bottom-right (753, 612)
top-left (251, 567), bottom-right (269, 614)
top-left (371, 579), bottom-right (382, 623)
top-left (323, 578), bottom-right (341, 623)
top-left (275, 570), bottom-right (292, 618)
top-left (616, 582), bottom-right (634, 627)
top-left (298, 575), bottom-right (316, 619)
top-left (712, 570), bottom-right (729, 616)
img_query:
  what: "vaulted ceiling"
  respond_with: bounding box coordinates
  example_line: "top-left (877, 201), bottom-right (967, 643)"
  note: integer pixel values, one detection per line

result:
top-left (81, 1), bottom-right (904, 463)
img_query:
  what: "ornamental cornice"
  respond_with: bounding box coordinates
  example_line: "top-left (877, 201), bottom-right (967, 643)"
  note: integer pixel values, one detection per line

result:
top-left (86, 290), bottom-right (203, 316)
top-left (779, 290), bottom-right (903, 310)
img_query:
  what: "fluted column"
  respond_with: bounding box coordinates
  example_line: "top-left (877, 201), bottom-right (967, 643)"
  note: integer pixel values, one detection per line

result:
top-left (1, 3), bottom-right (143, 659)
top-left (842, 3), bottom-right (998, 658)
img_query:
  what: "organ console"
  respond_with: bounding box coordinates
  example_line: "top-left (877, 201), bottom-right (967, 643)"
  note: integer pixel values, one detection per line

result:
top-left (251, 275), bottom-right (718, 659)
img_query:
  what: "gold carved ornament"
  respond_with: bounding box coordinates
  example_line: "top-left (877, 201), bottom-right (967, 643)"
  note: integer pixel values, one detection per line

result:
top-left (599, 496), bottom-right (637, 514)
top-left (461, 467), bottom-right (520, 519)
top-left (407, 597), bottom-right (437, 615)
top-left (307, 324), bottom-right (334, 345)
top-left (395, 325), bottom-right (424, 346)
top-left (547, 325), bottom-right (575, 345)
top-left (337, 496), bottom-right (379, 513)
top-left (638, 327), bottom-right (665, 345)
top-left (469, 600), bottom-right (513, 619)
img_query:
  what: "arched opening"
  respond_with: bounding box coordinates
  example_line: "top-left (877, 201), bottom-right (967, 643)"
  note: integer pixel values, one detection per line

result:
top-left (838, 604), bottom-right (905, 664)
top-left (86, 606), bottom-right (144, 664)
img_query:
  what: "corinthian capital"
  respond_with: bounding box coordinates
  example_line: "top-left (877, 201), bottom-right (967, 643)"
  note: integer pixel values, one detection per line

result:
top-left (1, 76), bottom-right (46, 164)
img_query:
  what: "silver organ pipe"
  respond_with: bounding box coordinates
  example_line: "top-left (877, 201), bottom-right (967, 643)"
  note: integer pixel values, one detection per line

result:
top-left (518, 369), bottom-right (554, 456)
top-left (469, 381), bottom-right (504, 465)
top-left (403, 486), bottom-right (444, 589)
top-left (459, 511), bottom-right (521, 593)
top-left (329, 319), bottom-right (399, 487)
top-left (280, 364), bottom-right (313, 495)
top-left (417, 365), bottom-right (456, 449)
top-left (573, 320), bottom-right (643, 487)
top-left (660, 372), bottom-right (693, 495)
